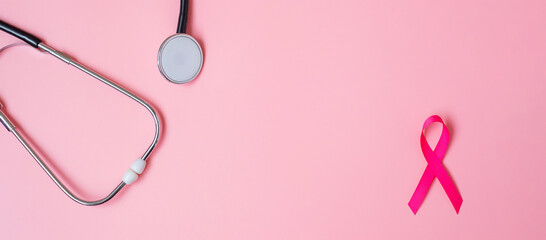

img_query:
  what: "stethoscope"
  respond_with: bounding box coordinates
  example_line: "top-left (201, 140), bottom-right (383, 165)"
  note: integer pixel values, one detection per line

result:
top-left (0, 0), bottom-right (200, 206)
top-left (0, 1), bottom-right (208, 205)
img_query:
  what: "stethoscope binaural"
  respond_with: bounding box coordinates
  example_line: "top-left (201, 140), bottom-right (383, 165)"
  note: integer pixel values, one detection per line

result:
top-left (0, 20), bottom-right (161, 204)
top-left (158, 0), bottom-right (203, 84)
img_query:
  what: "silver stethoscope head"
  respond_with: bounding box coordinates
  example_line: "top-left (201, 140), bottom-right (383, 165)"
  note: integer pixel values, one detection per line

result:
top-left (157, 33), bottom-right (203, 84)
top-left (158, 0), bottom-right (202, 84)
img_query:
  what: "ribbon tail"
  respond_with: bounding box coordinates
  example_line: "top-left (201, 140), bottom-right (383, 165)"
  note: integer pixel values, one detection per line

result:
top-left (408, 165), bottom-right (435, 214)
top-left (430, 162), bottom-right (463, 214)
top-left (441, 177), bottom-right (463, 214)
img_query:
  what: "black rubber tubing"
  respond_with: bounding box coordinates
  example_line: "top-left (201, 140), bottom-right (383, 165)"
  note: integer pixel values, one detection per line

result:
top-left (0, 19), bottom-right (42, 48)
top-left (176, 0), bottom-right (189, 33)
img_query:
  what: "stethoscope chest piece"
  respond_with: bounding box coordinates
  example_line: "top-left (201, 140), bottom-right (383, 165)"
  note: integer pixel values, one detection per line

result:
top-left (157, 34), bottom-right (203, 84)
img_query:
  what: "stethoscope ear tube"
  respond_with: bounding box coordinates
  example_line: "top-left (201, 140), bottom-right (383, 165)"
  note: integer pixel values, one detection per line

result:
top-left (0, 20), bottom-right (42, 48)
top-left (0, 19), bottom-right (161, 205)
top-left (0, 108), bottom-right (15, 132)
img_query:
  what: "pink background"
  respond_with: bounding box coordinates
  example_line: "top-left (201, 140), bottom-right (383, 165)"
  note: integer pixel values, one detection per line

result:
top-left (1, 0), bottom-right (545, 239)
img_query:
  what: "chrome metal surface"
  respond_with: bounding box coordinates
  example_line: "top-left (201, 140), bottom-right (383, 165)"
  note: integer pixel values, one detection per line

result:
top-left (0, 107), bottom-right (15, 132)
top-left (0, 42), bottom-right (161, 206)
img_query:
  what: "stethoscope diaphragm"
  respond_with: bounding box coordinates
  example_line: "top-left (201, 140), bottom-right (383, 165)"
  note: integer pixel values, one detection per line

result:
top-left (157, 34), bottom-right (203, 84)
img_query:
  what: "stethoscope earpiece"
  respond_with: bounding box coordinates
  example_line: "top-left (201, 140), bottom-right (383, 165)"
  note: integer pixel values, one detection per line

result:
top-left (157, 34), bottom-right (203, 84)
top-left (158, 0), bottom-right (202, 84)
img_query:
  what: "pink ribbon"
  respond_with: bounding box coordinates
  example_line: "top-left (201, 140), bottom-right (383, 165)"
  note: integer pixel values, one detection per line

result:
top-left (408, 115), bottom-right (462, 214)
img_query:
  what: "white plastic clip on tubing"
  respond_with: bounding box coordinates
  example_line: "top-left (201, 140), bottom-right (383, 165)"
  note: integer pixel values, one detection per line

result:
top-left (122, 158), bottom-right (147, 184)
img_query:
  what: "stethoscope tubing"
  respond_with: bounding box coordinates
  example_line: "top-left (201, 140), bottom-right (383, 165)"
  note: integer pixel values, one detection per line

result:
top-left (177, 0), bottom-right (189, 34)
top-left (0, 20), bottom-right (161, 206)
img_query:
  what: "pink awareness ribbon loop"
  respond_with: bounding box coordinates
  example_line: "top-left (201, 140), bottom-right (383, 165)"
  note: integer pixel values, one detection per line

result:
top-left (408, 115), bottom-right (463, 214)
